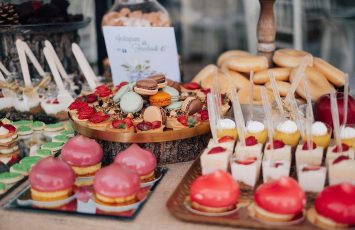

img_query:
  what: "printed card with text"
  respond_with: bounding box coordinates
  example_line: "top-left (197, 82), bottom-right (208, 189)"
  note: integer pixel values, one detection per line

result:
top-left (103, 26), bottom-right (180, 84)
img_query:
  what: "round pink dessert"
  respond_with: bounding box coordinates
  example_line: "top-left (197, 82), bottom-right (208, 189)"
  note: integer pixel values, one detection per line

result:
top-left (93, 164), bottom-right (140, 198)
top-left (29, 157), bottom-right (75, 192)
top-left (114, 144), bottom-right (157, 176)
top-left (61, 135), bottom-right (103, 167)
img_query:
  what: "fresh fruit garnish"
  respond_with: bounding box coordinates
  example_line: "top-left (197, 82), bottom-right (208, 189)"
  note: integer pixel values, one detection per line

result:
top-left (95, 85), bottom-right (112, 98)
top-left (332, 155), bottom-right (350, 165)
top-left (115, 81), bottom-right (129, 91)
top-left (198, 110), bottom-right (209, 121)
top-left (3, 124), bottom-right (16, 133)
top-left (77, 106), bottom-right (95, 120)
top-left (89, 112), bottom-right (109, 124)
top-left (267, 140), bottom-right (285, 150)
top-left (112, 120), bottom-right (127, 129)
top-left (85, 93), bottom-right (98, 103)
top-left (123, 117), bottom-right (134, 128)
top-left (151, 121), bottom-right (162, 129)
top-left (136, 122), bottom-right (153, 131)
top-left (69, 100), bottom-right (89, 110)
top-left (245, 136), bottom-right (257, 146)
top-left (302, 141), bottom-right (317, 150)
top-left (218, 136), bottom-right (234, 143)
top-left (273, 162), bottom-right (284, 168)
top-left (302, 165), bottom-right (321, 172)
top-left (201, 88), bottom-right (211, 95)
top-left (333, 143), bottom-right (350, 153)
top-left (236, 157), bottom-right (257, 165)
top-left (183, 82), bottom-right (201, 90)
top-left (208, 147), bottom-right (226, 154)
top-left (177, 115), bottom-right (188, 126)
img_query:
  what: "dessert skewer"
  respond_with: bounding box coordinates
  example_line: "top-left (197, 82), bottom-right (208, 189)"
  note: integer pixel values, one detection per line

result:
top-left (21, 41), bottom-right (49, 78)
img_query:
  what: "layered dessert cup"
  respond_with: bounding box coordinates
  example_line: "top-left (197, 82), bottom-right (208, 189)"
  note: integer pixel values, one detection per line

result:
top-left (297, 164), bottom-right (326, 193)
top-left (200, 146), bottom-right (232, 175)
top-left (328, 156), bottom-right (355, 185)
top-left (326, 143), bottom-right (354, 165)
top-left (245, 120), bottom-right (268, 144)
top-left (295, 142), bottom-right (324, 169)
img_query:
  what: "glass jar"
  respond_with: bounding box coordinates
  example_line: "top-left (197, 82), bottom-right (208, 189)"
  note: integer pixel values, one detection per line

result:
top-left (102, 0), bottom-right (171, 27)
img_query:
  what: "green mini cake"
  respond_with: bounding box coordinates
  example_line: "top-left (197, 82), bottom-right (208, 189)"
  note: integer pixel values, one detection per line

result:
top-left (52, 135), bottom-right (69, 143)
top-left (10, 163), bottom-right (31, 175)
top-left (32, 121), bottom-right (45, 131)
top-left (44, 123), bottom-right (64, 132)
top-left (0, 182), bottom-right (5, 194)
top-left (13, 120), bottom-right (33, 128)
top-left (60, 130), bottom-right (75, 138)
top-left (20, 156), bottom-right (42, 167)
top-left (0, 172), bottom-right (23, 184)
top-left (41, 141), bottom-right (64, 152)
top-left (17, 125), bottom-right (33, 136)
top-left (36, 149), bottom-right (52, 157)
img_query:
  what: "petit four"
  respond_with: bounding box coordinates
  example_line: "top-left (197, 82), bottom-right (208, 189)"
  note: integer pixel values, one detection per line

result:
top-left (119, 91), bottom-right (144, 114)
top-left (40, 98), bottom-right (68, 121)
top-left (295, 142), bottom-right (323, 169)
top-left (44, 122), bottom-right (64, 132)
top-left (200, 146), bottom-right (232, 175)
top-left (32, 121), bottom-right (45, 131)
top-left (189, 170), bottom-right (240, 213)
top-left (40, 141), bottom-right (64, 153)
top-left (273, 119), bottom-right (301, 147)
top-left (13, 120), bottom-right (32, 128)
top-left (35, 149), bottom-right (52, 158)
top-left (328, 156), bottom-right (355, 185)
top-left (149, 91), bottom-right (171, 107)
top-left (246, 120), bottom-right (268, 144)
top-left (20, 156), bottom-right (42, 168)
top-left (52, 135), bottom-right (69, 143)
top-left (0, 125), bottom-right (18, 146)
top-left (309, 121), bottom-right (331, 148)
top-left (29, 157), bottom-right (75, 202)
top-left (254, 176), bottom-right (305, 222)
top-left (231, 156), bottom-right (261, 187)
top-left (114, 144), bottom-right (157, 182)
top-left (326, 143), bottom-right (354, 165)
top-left (93, 164), bottom-right (140, 206)
top-left (10, 163), bottom-right (31, 176)
top-left (234, 136), bottom-right (263, 159)
top-left (297, 165), bottom-right (326, 193)
top-left (215, 118), bottom-right (238, 140)
top-left (17, 125), bottom-right (33, 136)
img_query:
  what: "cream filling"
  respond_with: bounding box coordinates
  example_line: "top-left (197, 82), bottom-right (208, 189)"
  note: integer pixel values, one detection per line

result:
top-left (41, 100), bottom-right (66, 115)
top-left (246, 120), bottom-right (265, 133)
top-left (312, 122), bottom-right (328, 136)
top-left (276, 120), bottom-right (298, 134)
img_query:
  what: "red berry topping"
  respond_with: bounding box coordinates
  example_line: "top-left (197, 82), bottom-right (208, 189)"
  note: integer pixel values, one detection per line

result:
top-left (85, 93), bottom-right (98, 103)
top-left (151, 121), bottom-right (162, 129)
top-left (3, 124), bottom-right (16, 133)
top-left (333, 143), bottom-right (350, 153)
top-left (267, 140), bottom-right (285, 150)
top-left (69, 100), bottom-right (89, 110)
top-left (201, 88), bottom-right (211, 95)
top-left (95, 85), bottom-right (112, 98)
top-left (236, 157), bottom-right (257, 165)
top-left (52, 98), bottom-right (59, 104)
top-left (7, 154), bottom-right (20, 166)
top-left (112, 120), bottom-right (127, 129)
top-left (89, 112), bottom-right (109, 124)
top-left (115, 81), bottom-right (129, 91)
top-left (198, 110), bottom-right (209, 121)
top-left (123, 118), bottom-right (134, 128)
top-left (332, 155), bottom-right (350, 165)
top-left (77, 106), bottom-right (95, 120)
top-left (218, 136), bottom-right (234, 143)
top-left (136, 122), bottom-right (153, 131)
top-left (208, 147), bottom-right (226, 154)
top-left (183, 82), bottom-right (201, 90)
top-left (177, 115), bottom-right (188, 126)
top-left (302, 141), bottom-right (317, 150)
top-left (302, 165), bottom-right (321, 172)
top-left (245, 136), bottom-right (258, 146)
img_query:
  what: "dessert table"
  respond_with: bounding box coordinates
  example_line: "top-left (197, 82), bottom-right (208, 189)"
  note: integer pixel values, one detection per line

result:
top-left (0, 161), bottom-right (239, 230)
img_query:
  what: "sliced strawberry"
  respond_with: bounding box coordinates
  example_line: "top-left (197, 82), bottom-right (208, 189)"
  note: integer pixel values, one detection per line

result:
top-left (69, 100), bottom-right (89, 110)
top-left (273, 162), bottom-right (284, 168)
top-left (177, 115), bottom-right (188, 126)
top-left (89, 112), bottom-right (110, 123)
top-left (267, 140), bottom-right (285, 150)
top-left (115, 81), bottom-right (129, 91)
top-left (302, 141), bottom-right (317, 150)
top-left (151, 121), bottom-right (162, 129)
top-left (208, 147), bottom-right (226, 154)
top-left (218, 136), bottom-right (234, 143)
top-left (333, 143), bottom-right (350, 153)
top-left (112, 120), bottom-right (126, 129)
top-left (245, 136), bottom-right (258, 146)
top-left (236, 157), bottom-right (257, 165)
top-left (201, 88), bottom-right (211, 95)
top-left (136, 122), bottom-right (153, 131)
top-left (86, 93), bottom-right (98, 103)
top-left (95, 85), bottom-right (112, 98)
top-left (182, 82), bottom-right (201, 90)
top-left (78, 106), bottom-right (95, 120)
top-left (198, 110), bottom-right (209, 121)
top-left (3, 124), bottom-right (16, 133)
top-left (332, 155), bottom-right (350, 165)
top-left (302, 165), bottom-right (321, 172)
top-left (123, 117), bottom-right (134, 128)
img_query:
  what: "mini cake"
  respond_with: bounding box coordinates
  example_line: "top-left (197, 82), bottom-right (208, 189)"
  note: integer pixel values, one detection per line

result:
top-left (215, 118), bottom-right (238, 140)
top-left (10, 163), bottom-right (31, 176)
top-left (162, 86), bottom-right (180, 102)
top-left (61, 135), bottom-right (103, 178)
top-left (326, 143), bottom-right (354, 165)
top-left (262, 156), bottom-right (291, 182)
top-left (246, 120), bottom-right (268, 144)
top-left (108, 118), bottom-right (135, 133)
top-left (29, 157), bottom-right (75, 202)
top-left (340, 125), bottom-right (355, 149)
top-left (231, 156), bottom-right (261, 187)
top-left (0, 172), bottom-right (23, 184)
top-left (32, 121), bottom-right (45, 131)
top-left (207, 136), bottom-right (235, 152)
top-left (297, 165), bottom-right (326, 193)
top-left (312, 183), bottom-right (355, 228)
top-left (149, 91), bottom-right (171, 107)
top-left (114, 144), bottom-right (157, 182)
top-left (93, 164), bottom-right (140, 206)
top-left (328, 156), bottom-right (355, 185)
top-left (264, 140), bottom-right (291, 162)
top-left (295, 142), bottom-right (324, 169)
top-left (234, 136), bottom-right (263, 160)
top-left (189, 170), bottom-right (240, 213)
top-left (137, 106), bottom-right (166, 133)
top-left (309, 121), bottom-right (331, 148)
top-left (35, 149), bottom-right (52, 158)
top-left (181, 97), bottom-right (203, 115)
top-left (134, 79), bottom-right (158, 96)
top-left (254, 176), bottom-right (305, 222)
top-left (44, 123), bottom-right (64, 132)
top-left (273, 119), bottom-right (301, 147)
top-left (148, 74), bottom-right (167, 88)
top-left (20, 156), bottom-right (42, 168)
top-left (87, 112), bottom-right (110, 129)
top-left (200, 146), bottom-right (232, 175)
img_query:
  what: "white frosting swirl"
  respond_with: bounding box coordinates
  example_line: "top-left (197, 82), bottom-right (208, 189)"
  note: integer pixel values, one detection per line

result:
top-left (340, 126), bottom-right (355, 139)
top-left (216, 119), bottom-right (236, 129)
top-left (246, 120), bottom-right (265, 133)
top-left (311, 122), bottom-right (328, 136)
top-left (0, 126), bottom-right (9, 135)
top-left (276, 120), bottom-right (298, 134)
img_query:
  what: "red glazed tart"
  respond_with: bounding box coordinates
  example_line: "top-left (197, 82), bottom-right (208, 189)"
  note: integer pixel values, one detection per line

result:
top-left (93, 164), bottom-right (140, 206)
top-left (312, 183), bottom-right (355, 228)
top-left (114, 144), bottom-right (157, 182)
top-left (189, 170), bottom-right (240, 213)
top-left (29, 157), bottom-right (75, 202)
top-left (254, 176), bottom-right (305, 222)
top-left (61, 135), bottom-right (103, 178)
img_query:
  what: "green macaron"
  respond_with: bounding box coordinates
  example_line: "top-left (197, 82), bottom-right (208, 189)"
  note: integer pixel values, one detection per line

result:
top-left (32, 121), bottom-right (45, 131)
top-left (60, 130), bottom-right (75, 137)
top-left (52, 135), bottom-right (69, 143)
top-left (13, 120), bottom-right (32, 127)
top-left (36, 149), bottom-right (52, 157)
top-left (41, 141), bottom-right (64, 152)
top-left (17, 125), bottom-right (33, 135)
top-left (0, 172), bottom-right (23, 184)
top-left (165, 101), bottom-right (182, 111)
top-left (44, 123), bottom-right (64, 132)
top-left (113, 84), bottom-right (131, 103)
top-left (20, 156), bottom-right (42, 167)
top-left (162, 86), bottom-right (180, 102)
top-left (10, 163), bottom-right (31, 175)
top-left (120, 91), bottom-right (143, 114)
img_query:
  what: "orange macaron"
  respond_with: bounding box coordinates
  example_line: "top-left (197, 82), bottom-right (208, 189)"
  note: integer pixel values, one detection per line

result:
top-left (149, 91), bottom-right (171, 107)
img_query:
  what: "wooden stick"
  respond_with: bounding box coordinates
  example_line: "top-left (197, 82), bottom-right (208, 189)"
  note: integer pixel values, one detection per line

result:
top-left (343, 74), bottom-right (349, 126)
top-left (231, 87), bottom-right (246, 147)
top-left (16, 39), bottom-right (32, 87)
top-left (330, 91), bottom-right (342, 151)
top-left (43, 47), bottom-right (65, 91)
top-left (45, 40), bottom-right (70, 81)
top-left (248, 71), bottom-right (254, 121)
top-left (22, 40), bottom-right (47, 76)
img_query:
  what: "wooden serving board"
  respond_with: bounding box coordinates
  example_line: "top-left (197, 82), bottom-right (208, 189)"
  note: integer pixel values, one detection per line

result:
top-left (166, 156), bottom-right (320, 230)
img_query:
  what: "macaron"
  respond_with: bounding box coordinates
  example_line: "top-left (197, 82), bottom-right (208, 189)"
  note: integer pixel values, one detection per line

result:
top-left (44, 123), bottom-right (64, 132)
top-left (113, 84), bottom-right (130, 103)
top-left (35, 149), bottom-right (52, 158)
top-left (17, 125), bottom-right (33, 136)
top-left (166, 101), bottom-right (182, 111)
top-left (13, 120), bottom-right (32, 128)
top-left (60, 130), bottom-right (75, 138)
top-left (134, 79), bottom-right (158, 96)
top-left (52, 135), bottom-right (69, 143)
top-left (32, 121), bottom-right (45, 131)
top-left (20, 156), bottom-right (42, 167)
top-left (0, 172), bottom-right (23, 184)
top-left (143, 106), bottom-right (166, 123)
top-left (149, 91), bottom-right (171, 107)
top-left (182, 97), bottom-right (203, 115)
top-left (120, 92), bottom-right (144, 114)
top-left (162, 86), bottom-right (180, 102)
top-left (10, 163), bottom-right (31, 176)
top-left (148, 74), bottom-right (167, 88)
top-left (41, 141), bottom-right (64, 152)
top-left (167, 79), bottom-right (181, 92)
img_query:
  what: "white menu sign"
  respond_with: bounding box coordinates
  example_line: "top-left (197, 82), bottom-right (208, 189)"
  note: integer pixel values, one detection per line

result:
top-left (103, 26), bottom-right (181, 84)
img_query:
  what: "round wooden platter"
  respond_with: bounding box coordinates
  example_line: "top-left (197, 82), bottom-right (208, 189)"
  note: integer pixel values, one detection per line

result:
top-left (69, 114), bottom-right (211, 143)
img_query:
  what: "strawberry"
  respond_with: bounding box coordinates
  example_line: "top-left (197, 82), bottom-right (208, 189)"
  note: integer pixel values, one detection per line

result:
top-left (236, 157), bottom-right (257, 165)
top-left (112, 120), bottom-right (126, 129)
top-left (136, 122), bottom-right (152, 131)
top-left (89, 112), bottom-right (109, 123)
top-left (3, 124), bottom-right (16, 133)
top-left (69, 100), bottom-right (88, 110)
top-left (201, 88), bottom-right (211, 95)
top-left (332, 155), bottom-right (350, 165)
top-left (245, 136), bottom-right (258, 146)
top-left (78, 106), bottom-right (95, 120)
top-left (302, 141), bottom-right (317, 150)
top-left (183, 82), bottom-right (200, 90)
top-left (115, 81), bottom-right (129, 91)
top-left (198, 110), bottom-right (209, 121)
top-left (208, 147), bottom-right (226, 154)
top-left (218, 136), bottom-right (234, 143)
top-left (85, 93), bottom-right (98, 103)
top-left (333, 143), bottom-right (350, 153)
top-left (302, 165), bottom-right (321, 172)
top-left (123, 117), bottom-right (134, 128)
top-left (267, 140), bottom-right (285, 150)
top-left (95, 85), bottom-right (112, 98)
top-left (52, 98), bottom-right (59, 104)
top-left (151, 121), bottom-right (162, 129)
top-left (177, 115), bottom-right (188, 126)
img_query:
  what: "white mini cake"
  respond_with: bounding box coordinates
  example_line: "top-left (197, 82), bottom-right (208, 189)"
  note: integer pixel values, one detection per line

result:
top-left (231, 156), bottom-right (261, 187)
top-left (297, 164), bottom-right (326, 193)
top-left (326, 144), bottom-right (354, 166)
top-left (234, 141), bottom-right (263, 160)
top-left (264, 141), bottom-right (292, 162)
top-left (200, 146), bottom-right (232, 175)
top-left (207, 137), bottom-right (235, 152)
top-left (295, 143), bottom-right (324, 169)
top-left (262, 156), bottom-right (290, 182)
top-left (328, 156), bottom-right (355, 185)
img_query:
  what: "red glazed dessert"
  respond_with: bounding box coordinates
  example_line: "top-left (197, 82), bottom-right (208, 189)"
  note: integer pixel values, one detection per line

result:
top-left (313, 183), bottom-right (355, 228)
top-left (189, 170), bottom-right (240, 213)
top-left (93, 164), bottom-right (140, 206)
top-left (114, 144), bottom-right (157, 182)
top-left (254, 176), bottom-right (305, 222)
top-left (29, 157), bottom-right (75, 202)
top-left (61, 135), bottom-right (103, 178)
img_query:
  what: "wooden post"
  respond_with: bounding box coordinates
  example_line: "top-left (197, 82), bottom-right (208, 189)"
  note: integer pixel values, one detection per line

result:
top-left (257, 0), bottom-right (276, 66)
